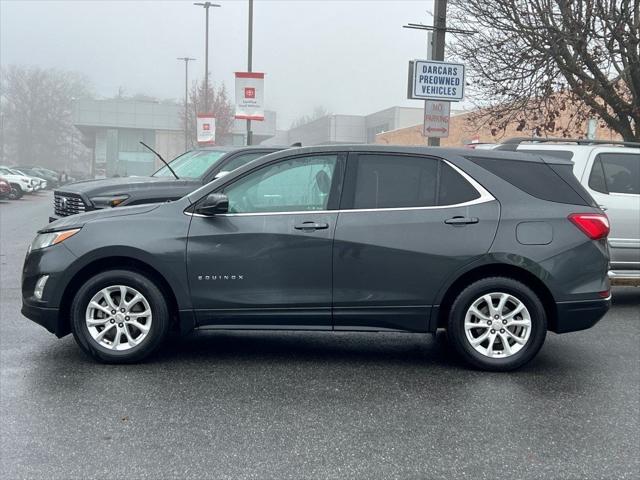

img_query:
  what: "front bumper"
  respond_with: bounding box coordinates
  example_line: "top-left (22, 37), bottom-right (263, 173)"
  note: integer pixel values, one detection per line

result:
top-left (21, 302), bottom-right (66, 337)
top-left (553, 297), bottom-right (611, 333)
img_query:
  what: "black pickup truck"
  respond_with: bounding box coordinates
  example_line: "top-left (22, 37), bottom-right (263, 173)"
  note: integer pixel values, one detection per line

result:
top-left (51, 146), bottom-right (281, 222)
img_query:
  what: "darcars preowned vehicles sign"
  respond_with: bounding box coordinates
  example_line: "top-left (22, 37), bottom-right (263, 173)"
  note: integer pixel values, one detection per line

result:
top-left (235, 72), bottom-right (265, 121)
top-left (408, 60), bottom-right (465, 101)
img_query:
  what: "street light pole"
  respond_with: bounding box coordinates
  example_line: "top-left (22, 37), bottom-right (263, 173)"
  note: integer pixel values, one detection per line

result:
top-left (193, 2), bottom-right (221, 112)
top-left (246, 0), bottom-right (254, 146)
top-left (177, 57), bottom-right (196, 150)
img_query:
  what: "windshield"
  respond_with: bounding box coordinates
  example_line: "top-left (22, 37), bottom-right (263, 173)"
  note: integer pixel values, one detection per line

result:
top-left (152, 149), bottom-right (227, 179)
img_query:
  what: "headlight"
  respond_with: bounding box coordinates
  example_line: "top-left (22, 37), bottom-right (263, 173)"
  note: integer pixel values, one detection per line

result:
top-left (30, 228), bottom-right (81, 251)
top-left (90, 194), bottom-right (129, 208)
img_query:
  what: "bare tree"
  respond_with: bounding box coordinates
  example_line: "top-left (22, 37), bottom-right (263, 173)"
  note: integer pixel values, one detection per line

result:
top-left (449, 0), bottom-right (639, 140)
top-left (290, 106), bottom-right (331, 129)
top-left (182, 81), bottom-right (235, 147)
top-left (1, 65), bottom-right (92, 170)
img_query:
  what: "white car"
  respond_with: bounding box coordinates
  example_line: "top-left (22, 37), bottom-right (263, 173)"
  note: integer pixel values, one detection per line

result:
top-left (499, 138), bottom-right (640, 286)
top-left (0, 166), bottom-right (36, 199)
top-left (8, 168), bottom-right (47, 190)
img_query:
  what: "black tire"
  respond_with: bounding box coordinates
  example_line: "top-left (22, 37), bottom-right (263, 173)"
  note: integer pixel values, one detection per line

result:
top-left (447, 277), bottom-right (547, 371)
top-left (8, 184), bottom-right (23, 200)
top-left (70, 269), bottom-right (170, 363)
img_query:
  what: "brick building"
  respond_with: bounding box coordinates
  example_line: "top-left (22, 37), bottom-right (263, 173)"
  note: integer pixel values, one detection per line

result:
top-left (375, 106), bottom-right (624, 146)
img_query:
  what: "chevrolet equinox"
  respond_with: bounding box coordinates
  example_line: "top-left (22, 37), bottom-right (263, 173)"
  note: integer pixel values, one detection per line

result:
top-left (22, 146), bottom-right (611, 371)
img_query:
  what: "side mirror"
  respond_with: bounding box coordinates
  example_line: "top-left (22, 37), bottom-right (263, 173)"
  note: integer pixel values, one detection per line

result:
top-left (195, 193), bottom-right (229, 216)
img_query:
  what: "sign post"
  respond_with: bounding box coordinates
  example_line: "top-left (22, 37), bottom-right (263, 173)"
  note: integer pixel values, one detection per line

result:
top-left (408, 59), bottom-right (464, 145)
top-left (423, 100), bottom-right (450, 138)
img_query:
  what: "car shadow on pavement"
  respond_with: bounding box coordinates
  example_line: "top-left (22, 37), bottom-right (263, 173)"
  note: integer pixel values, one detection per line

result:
top-left (611, 286), bottom-right (640, 306)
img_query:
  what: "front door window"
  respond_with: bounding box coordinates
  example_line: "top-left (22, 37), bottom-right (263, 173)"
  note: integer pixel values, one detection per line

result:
top-left (223, 155), bottom-right (337, 213)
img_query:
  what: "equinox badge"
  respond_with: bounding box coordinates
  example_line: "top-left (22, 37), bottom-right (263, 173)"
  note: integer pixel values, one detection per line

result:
top-left (197, 274), bottom-right (244, 281)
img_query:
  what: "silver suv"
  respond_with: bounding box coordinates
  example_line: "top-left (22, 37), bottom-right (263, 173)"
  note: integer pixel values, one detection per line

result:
top-left (504, 139), bottom-right (639, 286)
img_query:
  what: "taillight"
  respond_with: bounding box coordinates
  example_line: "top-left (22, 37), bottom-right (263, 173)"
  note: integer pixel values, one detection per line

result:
top-left (568, 213), bottom-right (610, 240)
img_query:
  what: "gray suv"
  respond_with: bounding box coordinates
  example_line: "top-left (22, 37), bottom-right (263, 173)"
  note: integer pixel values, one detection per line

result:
top-left (22, 146), bottom-right (611, 371)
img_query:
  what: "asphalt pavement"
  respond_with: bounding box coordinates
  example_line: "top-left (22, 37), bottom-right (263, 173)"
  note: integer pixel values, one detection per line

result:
top-left (1, 192), bottom-right (639, 480)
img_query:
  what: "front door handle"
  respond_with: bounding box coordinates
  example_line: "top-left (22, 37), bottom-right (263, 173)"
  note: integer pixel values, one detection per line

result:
top-left (445, 216), bottom-right (479, 225)
top-left (294, 221), bottom-right (329, 231)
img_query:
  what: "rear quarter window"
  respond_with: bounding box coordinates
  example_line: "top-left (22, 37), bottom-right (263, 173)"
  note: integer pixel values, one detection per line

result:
top-left (467, 156), bottom-right (592, 206)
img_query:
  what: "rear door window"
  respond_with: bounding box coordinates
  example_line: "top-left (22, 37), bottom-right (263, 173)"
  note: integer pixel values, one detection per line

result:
top-left (589, 153), bottom-right (640, 195)
top-left (346, 154), bottom-right (480, 209)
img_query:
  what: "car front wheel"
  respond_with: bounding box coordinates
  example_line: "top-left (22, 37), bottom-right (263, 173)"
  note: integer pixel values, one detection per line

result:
top-left (447, 277), bottom-right (547, 371)
top-left (70, 269), bottom-right (170, 363)
top-left (8, 184), bottom-right (23, 200)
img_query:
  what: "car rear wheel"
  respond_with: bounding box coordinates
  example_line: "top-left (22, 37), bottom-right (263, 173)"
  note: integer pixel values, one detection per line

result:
top-left (71, 269), bottom-right (170, 363)
top-left (8, 184), bottom-right (23, 200)
top-left (447, 277), bottom-right (547, 371)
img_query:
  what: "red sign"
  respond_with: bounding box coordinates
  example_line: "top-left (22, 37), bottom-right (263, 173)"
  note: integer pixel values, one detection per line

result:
top-left (244, 87), bottom-right (256, 99)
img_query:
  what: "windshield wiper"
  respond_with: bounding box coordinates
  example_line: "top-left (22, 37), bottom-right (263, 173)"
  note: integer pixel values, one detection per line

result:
top-left (140, 141), bottom-right (179, 180)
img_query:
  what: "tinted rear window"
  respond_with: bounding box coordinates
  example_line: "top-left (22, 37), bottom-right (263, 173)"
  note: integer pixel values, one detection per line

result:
top-left (468, 156), bottom-right (590, 205)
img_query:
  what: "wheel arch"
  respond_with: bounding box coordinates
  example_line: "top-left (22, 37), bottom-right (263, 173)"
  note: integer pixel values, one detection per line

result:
top-left (58, 256), bottom-right (183, 338)
top-left (434, 262), bottom-right (558, 331)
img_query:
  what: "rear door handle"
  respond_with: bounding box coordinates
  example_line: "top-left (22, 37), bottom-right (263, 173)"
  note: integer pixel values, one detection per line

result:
top-left (445, 216), bottom-right (479, 225)
top-left (294, 221), bottom-right (329, 231)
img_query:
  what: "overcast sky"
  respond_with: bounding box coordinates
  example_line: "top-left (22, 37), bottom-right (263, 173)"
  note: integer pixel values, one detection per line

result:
top-left (1, 0), bottom-right (435, 129)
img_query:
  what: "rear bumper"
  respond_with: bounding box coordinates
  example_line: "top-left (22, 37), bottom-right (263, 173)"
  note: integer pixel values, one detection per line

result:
top-left (553, 297), bottom-right (611, 333)
top-left (609, 270), bottom-right (640, 286)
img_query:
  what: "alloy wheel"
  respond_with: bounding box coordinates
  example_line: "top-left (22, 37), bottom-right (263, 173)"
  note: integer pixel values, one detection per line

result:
top-left (85, 285), bottom-right (153, 351)
top-left (464, 292), bottom-right (532, 358)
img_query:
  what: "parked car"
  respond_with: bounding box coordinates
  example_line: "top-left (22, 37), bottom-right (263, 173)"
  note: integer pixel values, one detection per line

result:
top-left (0, 167), bottom-right (36, 199)
top-left (22, 145), bottom-right (610, 370)
top-left (0, 177), bottom-right (12, 199)
top-left (18, 166), bottom-right (62, 189)
top-left (7, 168), bottom-right (47, 190)
top-left (497, 138), bottom-right (640, 286)
top-left (15, 167), bottom-right (57, 189)
top-left (50, 146), bottom-right (283, 222)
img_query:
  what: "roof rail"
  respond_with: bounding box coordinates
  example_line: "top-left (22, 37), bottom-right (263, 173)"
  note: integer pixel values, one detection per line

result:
top-left (495, 136), bottom-right (640, 151)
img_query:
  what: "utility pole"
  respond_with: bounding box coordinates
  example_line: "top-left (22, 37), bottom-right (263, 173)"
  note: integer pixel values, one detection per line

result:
top-left (404, 1), bottom-right (475, 147)
top-left (194, 2), bottom-right (221, 112)
top-left (429, 0), bottom-right (447, 146)
top-left (177, 57), bottom-right (196, 150)
top-left (246, 0), bottom-right (254, 146)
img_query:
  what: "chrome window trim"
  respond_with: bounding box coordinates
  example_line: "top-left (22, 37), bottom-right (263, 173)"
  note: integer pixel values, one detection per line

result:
top-left (185, 159), bottom-right (495, 218)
